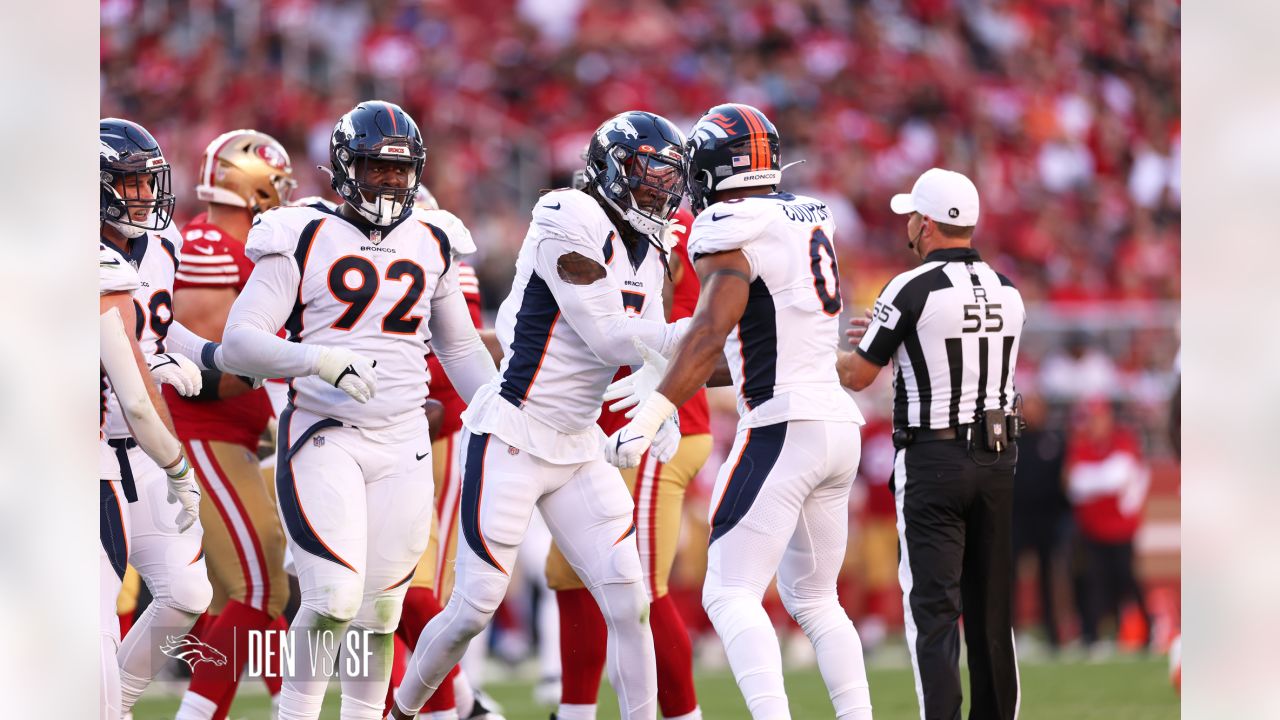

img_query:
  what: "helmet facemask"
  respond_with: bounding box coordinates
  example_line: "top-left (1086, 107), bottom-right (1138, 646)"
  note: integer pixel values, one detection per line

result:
top-left (595, 147), bottom-right (686, 236)
top-left (337, 151), bottom-right (418, 227)
top-left (101, 161), bottom-right (175, 237)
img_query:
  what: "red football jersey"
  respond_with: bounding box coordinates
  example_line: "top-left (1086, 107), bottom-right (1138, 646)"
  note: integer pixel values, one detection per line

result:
top-left (427, 262), bottom-right (483, 437)
top-left (668, 209), bottom-right (711, 436)
top-left (165, 214), bottom-right (273, 450)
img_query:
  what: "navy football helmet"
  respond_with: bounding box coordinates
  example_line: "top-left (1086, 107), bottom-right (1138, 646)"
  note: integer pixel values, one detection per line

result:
top-left (583, 111), bottom-right (687, 236)
top-left (686, 103), bottom-right (782, 215)
top-left (100, 118), bottom-right (175, 237)
top-left (329, 100), bottom-right (426, 226)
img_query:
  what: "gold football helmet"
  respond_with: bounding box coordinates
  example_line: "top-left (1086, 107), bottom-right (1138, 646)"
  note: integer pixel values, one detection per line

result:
top-left (196, 130), bottom-right (296, 214)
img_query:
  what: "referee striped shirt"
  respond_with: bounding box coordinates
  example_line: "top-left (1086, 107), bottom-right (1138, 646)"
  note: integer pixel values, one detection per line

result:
top-left (857, 247), bottom-right (1025, 430)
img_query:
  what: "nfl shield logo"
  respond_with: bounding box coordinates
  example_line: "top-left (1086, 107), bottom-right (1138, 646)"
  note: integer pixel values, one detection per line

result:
top-left (313, 436), bottom-right (326, 448)
top-left (369, 229), bottom-right (382, 245)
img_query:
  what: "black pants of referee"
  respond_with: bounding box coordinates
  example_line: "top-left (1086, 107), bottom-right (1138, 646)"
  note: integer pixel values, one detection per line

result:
top-left (892, 438), bottom-right (1019, 720)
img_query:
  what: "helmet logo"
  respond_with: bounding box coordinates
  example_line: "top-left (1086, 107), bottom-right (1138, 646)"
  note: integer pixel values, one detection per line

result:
top-left (337, 114), bottom-right (356, 138)
top-left (146, 156), bottom-right (167, 168)
top-left (637, 144), bottom-right (655, 153)
top-left (380, 145), bottom-right (411, 157)
top-left (708, 113), bottom-right (739, 133)
top-left (100, 140), bottom-right (121, 162)
top-left (255, 144), bottom-right (288, 170)
top-left (596, 116), bottom-right (640, 146)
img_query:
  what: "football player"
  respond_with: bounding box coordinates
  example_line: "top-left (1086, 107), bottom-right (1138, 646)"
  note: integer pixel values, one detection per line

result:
top-left (605, 104), bottom-right (874, 719)
top-left (388, 186), bottom-right (504, 720)
top-left (389, 111), bottom-right (691, 720)
top-left (545, 208), bottom-right (711, 720)
top-left (220, 101), bottom-right (497, 720)
top-left (169, 130), bottom-right (297, 720)
top-left (100, 118), bottom-right (227, 714)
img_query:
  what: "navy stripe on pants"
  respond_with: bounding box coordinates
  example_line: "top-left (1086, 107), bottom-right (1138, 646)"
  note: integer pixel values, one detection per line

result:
top-left (710, 421), bottom-right (788, 544)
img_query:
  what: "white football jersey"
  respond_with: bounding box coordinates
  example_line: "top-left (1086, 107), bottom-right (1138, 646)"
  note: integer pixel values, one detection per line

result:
top-left (100, 243), bottom-right (142, 480)
top-left (463, 188), bottom-right (667, 463)
top-left (100, 227), bottom-right (183, 440)
top-left (688, 192), bottom-right (863, 429)
top-left (245, 203), bottom-right (460, 429)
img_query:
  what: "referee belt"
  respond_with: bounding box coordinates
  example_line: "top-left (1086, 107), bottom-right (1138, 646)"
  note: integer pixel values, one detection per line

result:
top-left (892, 424), bottom-right (978, 450)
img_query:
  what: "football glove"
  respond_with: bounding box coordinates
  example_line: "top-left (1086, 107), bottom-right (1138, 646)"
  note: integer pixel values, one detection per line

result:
top-left (163, 456), bottom-right (202, 533)
top-left (146, 352), bottom-right (203, 397)
top-left (605, 392), bottom-right (676, 469)
top-left (659, 216), bottom-right (688, 253)
top-left (603, 338), bottom-right (669, 418)
top-left (650, 416), bottom-right (680, 463)
top-left (316, 346), bottom-right (378, 403)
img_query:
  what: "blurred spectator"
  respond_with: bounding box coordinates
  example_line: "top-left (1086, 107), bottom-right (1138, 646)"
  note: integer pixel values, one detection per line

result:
top-left (1065, 397), bottom-right (1152, 652)
top-left (99, 0), bottom-right (1181, 314)
top-left (1011, 393), bottom-right (1070, 651)
top-left (1038, 331), bottom-right (1121, 399)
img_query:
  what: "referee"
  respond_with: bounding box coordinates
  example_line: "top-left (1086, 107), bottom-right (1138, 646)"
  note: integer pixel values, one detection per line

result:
top-left (839, 168), bottom-right (1026, 720)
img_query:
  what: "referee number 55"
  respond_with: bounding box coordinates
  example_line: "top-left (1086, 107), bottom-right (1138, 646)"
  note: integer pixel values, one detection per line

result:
top-left (962, 303), bottom-right (1003, 333)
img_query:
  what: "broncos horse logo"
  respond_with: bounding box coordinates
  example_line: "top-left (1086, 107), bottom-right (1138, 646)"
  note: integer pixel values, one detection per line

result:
top-left (160, 634), bottom-right (229, 671)
top-left (596, 116), bottom-right (641, 147)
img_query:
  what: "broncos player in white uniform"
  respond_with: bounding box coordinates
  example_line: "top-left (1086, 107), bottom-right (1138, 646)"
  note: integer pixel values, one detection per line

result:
top-left (220, 101), bottom-right (496, 720)
top-left (389, 112), bottom-right (690, 720)
top-left (606, 104), bottom-right (873, 720)
top-left (100, 242), bottom-right (199, 720)
top-left (99, 119), bottom-right (228, 714)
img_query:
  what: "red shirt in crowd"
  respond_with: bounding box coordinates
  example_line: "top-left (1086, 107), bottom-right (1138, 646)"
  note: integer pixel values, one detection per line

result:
top-left (1066, 426), bottom-right (1149, 543)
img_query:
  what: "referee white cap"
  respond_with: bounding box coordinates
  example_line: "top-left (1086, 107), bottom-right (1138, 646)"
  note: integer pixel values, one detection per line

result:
top-left (890, 168), bottom-right (980, 226)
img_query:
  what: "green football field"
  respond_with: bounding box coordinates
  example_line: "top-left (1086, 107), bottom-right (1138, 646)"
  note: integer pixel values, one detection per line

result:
top-left (133, 655), bottom-right (1178, 719)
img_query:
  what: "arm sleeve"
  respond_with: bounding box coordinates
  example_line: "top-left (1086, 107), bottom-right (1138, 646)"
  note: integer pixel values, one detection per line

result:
top-left (856, 276), bottom-right (922, 367)
top-left (532, 236), bottom-right (683, 366)
top-left (100, 307), bottom-right (183, 469)
top-left (164, 321), bottom-right (220, 371)
top-left (222, 254), bottom-right (323, 378)
top-left (428, 288), bottom-right (497, 404)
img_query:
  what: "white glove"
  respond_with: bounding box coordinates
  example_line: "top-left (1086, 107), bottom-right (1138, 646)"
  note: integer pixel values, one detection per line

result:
top-left (659, 217), bottom-right (688, 253)
top-left (650, 416), bottom-right (680, 463)
top-left (605, 393), bottom-right (676, 469)
top-left (315, 346), bottom-right (378, 403)
top-left (146, 353), bottom-right (203, 397)
top-left (163, 456), bottom-right (202, 533)
top-left (603, 338), bottom-right (669, 418)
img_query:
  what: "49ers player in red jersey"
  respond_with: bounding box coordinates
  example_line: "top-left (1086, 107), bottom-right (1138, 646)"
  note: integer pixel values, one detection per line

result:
top-left (169, 130), bottom-right (297, 720)
top-left (545, 207), bottom-right (712, 720)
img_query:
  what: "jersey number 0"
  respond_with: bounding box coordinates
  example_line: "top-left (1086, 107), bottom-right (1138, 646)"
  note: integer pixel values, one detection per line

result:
top-left (809, 228), bottom-right (842, 316)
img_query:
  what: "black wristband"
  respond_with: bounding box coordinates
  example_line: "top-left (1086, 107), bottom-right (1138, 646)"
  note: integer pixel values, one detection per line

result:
top-left (192, 369), bottom-right (224, 401)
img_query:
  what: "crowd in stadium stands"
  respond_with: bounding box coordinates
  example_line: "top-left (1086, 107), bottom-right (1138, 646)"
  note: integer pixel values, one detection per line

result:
top-left (102, 0), bottom-right (1180, 660)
